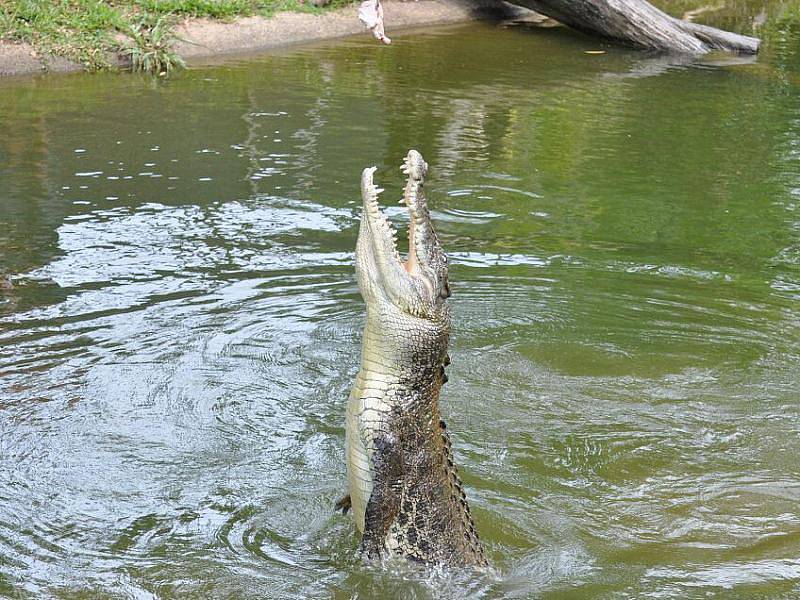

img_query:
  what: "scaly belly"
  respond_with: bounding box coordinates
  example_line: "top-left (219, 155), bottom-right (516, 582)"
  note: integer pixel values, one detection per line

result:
top-left (345, 371), bottom-right (393, 533)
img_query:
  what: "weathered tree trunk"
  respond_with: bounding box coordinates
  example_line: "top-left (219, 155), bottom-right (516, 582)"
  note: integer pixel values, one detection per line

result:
top-left (509, 0), bottom-right (760, 54)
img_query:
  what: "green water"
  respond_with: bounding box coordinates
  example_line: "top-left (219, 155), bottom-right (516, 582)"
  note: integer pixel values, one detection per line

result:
top-left (1, 3), bottom-right (800, 598)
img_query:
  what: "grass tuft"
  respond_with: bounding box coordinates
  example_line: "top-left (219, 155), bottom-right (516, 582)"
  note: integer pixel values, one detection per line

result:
top-left (121, 13), bottom-right (186, 75)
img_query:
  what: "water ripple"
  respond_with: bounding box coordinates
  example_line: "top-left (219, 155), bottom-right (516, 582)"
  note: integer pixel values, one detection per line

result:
top-left (2, 13), bottom-right (800, 599)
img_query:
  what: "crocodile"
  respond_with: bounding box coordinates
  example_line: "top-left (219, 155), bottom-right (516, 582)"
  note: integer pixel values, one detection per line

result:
top-left (338, 149), bottom-right (487, 567)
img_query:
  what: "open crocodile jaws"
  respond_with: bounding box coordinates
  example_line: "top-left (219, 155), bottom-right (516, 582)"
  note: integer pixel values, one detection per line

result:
top-left (345, 149), bottom-right (487, 566)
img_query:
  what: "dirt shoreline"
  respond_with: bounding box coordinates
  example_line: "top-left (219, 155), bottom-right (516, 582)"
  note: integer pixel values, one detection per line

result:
top-left (0, 0), bottom-right (527, 77)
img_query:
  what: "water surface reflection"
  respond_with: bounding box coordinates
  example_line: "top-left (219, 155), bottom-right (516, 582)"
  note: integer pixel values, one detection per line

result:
top-left (1, 7), bottom-right (800, 598)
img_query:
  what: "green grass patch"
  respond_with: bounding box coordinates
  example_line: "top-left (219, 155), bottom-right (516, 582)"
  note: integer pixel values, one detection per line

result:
top-left (1, 1), bottom-right (128, 69)
top-left (129, 0), bottom-right (263, 19)
top-left (0, 0), bottom-right (355, 72)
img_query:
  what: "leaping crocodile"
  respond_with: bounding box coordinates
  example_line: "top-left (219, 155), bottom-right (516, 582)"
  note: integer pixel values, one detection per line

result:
top-left (338, 150), bottom-right (487, 567)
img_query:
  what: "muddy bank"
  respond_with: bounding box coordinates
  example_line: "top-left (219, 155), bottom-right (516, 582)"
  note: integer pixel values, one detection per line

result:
top-left (0, 41), bottom-right (85, 77)
top-left (0, 0), bottom-right (527, 77)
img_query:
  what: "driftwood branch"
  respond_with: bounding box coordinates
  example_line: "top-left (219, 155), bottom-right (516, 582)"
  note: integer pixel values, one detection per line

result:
top-left (505, 0), bottom-right (760, 54)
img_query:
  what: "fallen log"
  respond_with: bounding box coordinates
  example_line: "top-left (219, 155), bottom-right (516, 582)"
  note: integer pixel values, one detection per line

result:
top-left (357, 0), bottom-right (760, 54)
top-left (513, 0), bottom-right (760, 53)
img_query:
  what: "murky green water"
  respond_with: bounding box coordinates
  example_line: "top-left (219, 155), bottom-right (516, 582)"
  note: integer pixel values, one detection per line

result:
top-left (2, 3), bottom-right (800, 598)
